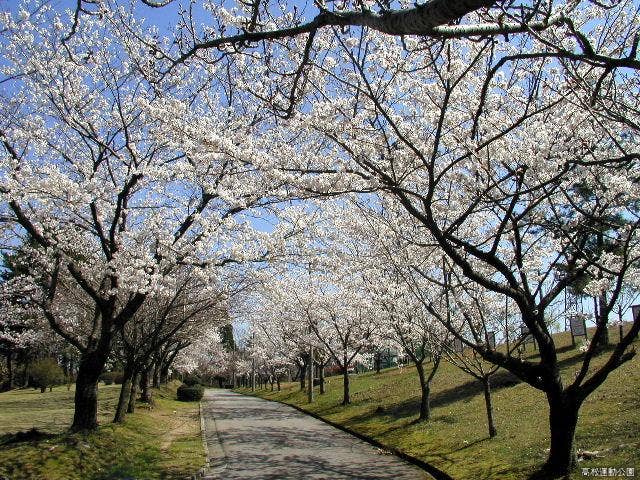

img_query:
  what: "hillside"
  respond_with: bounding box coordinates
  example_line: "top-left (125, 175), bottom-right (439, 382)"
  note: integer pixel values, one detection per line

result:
top-left (237, 328), bottom-right (640, 479)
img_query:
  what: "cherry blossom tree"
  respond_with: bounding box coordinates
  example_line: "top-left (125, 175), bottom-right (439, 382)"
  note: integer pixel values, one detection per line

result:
top-left (374, 278), bottom-right (449, 421)
top-left (112, 272), bottom-right (227, 422)
top-left (62, 1), bottom-right (638, 118)
top-left (0, 5), bottom-right (294, 430)
top-left (271, 10), bottom-right (640, 473)
top-left (245, 284), bottom-right (310, 392)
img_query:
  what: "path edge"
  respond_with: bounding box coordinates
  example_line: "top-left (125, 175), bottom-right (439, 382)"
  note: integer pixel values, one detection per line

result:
top-left (189, 401), bottom-right (210, 479)
top-left (233, 390), bottom-right (455, 480)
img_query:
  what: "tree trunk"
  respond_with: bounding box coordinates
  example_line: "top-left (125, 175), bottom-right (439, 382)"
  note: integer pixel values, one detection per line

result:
top-left (319, 362), bottom-right (325, 394)
top-left (161, 348), bottom-right (179, 384)
top-left (128, 371), bottom-right (140, 413)
top-left (160, 365), bottom-right (169, 384)
top-left (541, 391), bottom-right (581, 477)
top-left (22, 361), bottom-right (30, 388)
top-left (300, 363), bottom-right (306, 391)
top-left (342, 366), bottom-right (350, 405)
top-left (7, 351), bottom-right (13, 390)
top-left (140, 367), bottom-right (153, 404)
top-left (114, 367), bottom-right (133, 423)
top-left (71, 351), bottom-right (106, 431)
top-left (482, 376), bottom-right (497, 438)
top-left (276, 376), bottom-right (281, 391)
top-left (40, 386), bottom-right (46, 393)
top-left (596, 295), bottom-right (610, 347)
top-left (152, 361), bottom-right (161, 388)
top-left (62, 353), bottom-right (69, 378)
top-left (415, 362), bottom-right (430, 421)
top-left (375, 352), bottom-right (381, 374)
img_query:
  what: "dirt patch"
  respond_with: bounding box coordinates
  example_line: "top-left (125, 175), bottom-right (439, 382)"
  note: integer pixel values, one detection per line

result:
top-left (156, 409), bottom-right (199, 452)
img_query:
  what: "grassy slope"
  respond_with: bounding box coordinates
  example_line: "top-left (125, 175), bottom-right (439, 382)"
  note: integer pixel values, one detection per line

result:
top-left (237, 328), bottom-right (640, 480)
top-left (0, 381), bottom-right (204, 480)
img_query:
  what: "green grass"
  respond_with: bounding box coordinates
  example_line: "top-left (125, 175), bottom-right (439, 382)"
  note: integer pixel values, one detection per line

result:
top-left (0, 381), bottom-right (204, 480)
top-left (237, 328), bottom-right (640, 480)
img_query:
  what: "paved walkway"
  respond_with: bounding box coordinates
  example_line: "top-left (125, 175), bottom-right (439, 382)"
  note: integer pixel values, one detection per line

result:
top-left (200, 389), bottom-right (429, 480)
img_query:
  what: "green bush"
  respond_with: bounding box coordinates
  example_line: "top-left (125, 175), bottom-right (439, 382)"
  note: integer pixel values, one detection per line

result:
top-left (99, 371), bottom-right (124, 385)
top-left (30, 358), bottom-right (64, 393)
top-left (177, 383), bottom-right (204, 402)
top-left (182, 374), bottom-right (202, 386)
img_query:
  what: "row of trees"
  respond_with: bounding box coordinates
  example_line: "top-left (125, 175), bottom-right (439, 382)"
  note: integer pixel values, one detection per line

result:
top-left (0, 2), bottom-right (299, 431)
top-left (239, 192), bottom-right (639, 475)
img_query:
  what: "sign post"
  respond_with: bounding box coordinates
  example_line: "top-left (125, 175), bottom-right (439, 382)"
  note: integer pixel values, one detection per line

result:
top-left (569, 314), bottom-right (588, 348)
top-left (520, 325), bottom-right (536, 351)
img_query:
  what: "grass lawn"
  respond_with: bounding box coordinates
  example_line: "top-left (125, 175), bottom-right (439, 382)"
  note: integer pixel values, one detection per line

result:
top-left (237, 328), bottom-right (640, 480)
top-left (0, 381), bottom-right (204, 480)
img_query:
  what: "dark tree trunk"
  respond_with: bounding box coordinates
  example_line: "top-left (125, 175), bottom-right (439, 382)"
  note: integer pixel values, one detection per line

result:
top-left (7, 351), bottom-right (14, 390)
top-left (152, 361), bottom-right (161, 388)
top-left (160, 365), bottom-right (169, 384)
top-left (62, 353), bottom-right (69, 377)
top-left (140, 367), bottom-right (153, 404)
top-left (415, 362), bottom-right (431, 421)
top-left (375, 352), bottom-right (381, 374)
top-left (128, 371), bottom-right (140, 413)
top-left (319, 362), bottom-right (325, 394)
top-left (482, 376), bottom-right (497, 438)
top-left (22, 361), bottom-right (30, 387)
top-left (300, 363), bottom-right (306, 391)
top-left (276, 376), bottom-right (281, 391)
top-left (71, 350), bottom-right (106, 431)
top-left (114, 367), bottom-right (133, 423)
top-left (40, 386), bottom-right (46, 393)
top-left (161, 348), bottom-right (179, 384)
top-left (541, 391), bottom-right (581, 477)
top-left (595, 295), bottom-right (610, 347)
top-left (342, 366), bottom-right (350, 405)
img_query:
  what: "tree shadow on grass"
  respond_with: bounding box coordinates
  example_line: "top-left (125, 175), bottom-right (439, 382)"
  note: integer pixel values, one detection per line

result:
top-left (0, 428), bottom-right (56, 445)
top-left (376, 344), bottom-right (614, 425)
top-left (378, 369), bottom-right (521, 423)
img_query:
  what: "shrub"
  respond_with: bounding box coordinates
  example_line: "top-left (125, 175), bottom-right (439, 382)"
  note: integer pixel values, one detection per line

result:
top-left (182, 374), bottom-right (202, 387)
top-left (30, 358), bottom-right (64, 393)
top-left (177, 383), bottom-right (204, 402)
top-left (99, 371), bottom-right (124, 385)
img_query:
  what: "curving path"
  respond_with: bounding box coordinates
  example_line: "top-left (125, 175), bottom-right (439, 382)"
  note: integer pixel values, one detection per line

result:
top-left (200, 389), bottom-right (430, 480)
